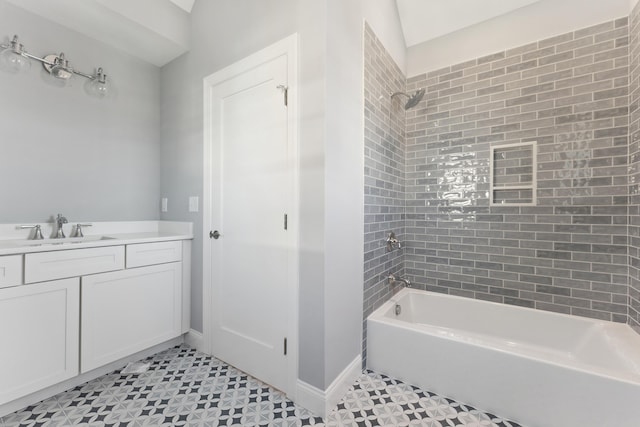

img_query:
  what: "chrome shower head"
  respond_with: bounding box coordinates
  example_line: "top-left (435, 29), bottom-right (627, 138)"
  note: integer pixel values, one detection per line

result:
top-left (391, 88), bottom-right (425, 110)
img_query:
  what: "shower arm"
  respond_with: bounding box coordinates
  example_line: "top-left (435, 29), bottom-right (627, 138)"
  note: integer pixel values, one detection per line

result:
top-left (390, 88), bottom-right (425, 110)
top-left (390, 91), bottom-right (410, 100)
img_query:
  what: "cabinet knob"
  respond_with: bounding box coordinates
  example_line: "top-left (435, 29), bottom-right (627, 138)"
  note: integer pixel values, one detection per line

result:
top-left (210, 230), bottom-right (221, 239)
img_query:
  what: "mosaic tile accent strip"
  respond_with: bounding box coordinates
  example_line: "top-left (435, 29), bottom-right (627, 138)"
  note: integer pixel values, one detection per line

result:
top-left (404, 17), bottom-right (630, 323)
top-left (629, 0), bottom-right (640, 333)
top-left (1, 346), bottom-right (526, 427)
top-left (363, 22), bottom-right (407, 362)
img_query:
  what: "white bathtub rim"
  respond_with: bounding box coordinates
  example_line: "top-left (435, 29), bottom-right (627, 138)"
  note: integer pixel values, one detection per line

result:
top-left (372, 287), bottom-right (617, 326)
top-left (369, 287), bottom-right (640, 386)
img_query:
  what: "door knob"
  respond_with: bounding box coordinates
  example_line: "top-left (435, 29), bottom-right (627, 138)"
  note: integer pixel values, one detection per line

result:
top-left (210, 230), bottom-right (221, 239)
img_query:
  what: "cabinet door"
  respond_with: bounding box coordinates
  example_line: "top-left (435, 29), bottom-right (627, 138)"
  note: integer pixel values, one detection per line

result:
top-left (0, 255), bottom-right (23, 288)
top-left (81, 262), bottom-right (182, 373)
top-left (0, 278), bottom-right (79, 405)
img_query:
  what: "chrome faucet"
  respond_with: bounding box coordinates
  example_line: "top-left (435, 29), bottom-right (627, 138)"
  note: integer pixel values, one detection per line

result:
top-left (54, 214), bottom-right (68, 238)
top-left (388, 273), bottom-right (411, 288)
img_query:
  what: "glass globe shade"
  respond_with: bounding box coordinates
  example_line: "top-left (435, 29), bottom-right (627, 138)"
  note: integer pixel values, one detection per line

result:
top-left (0, 47), bottom-right (30, 74)
top-left (85, 69), bottom-right (110, 98)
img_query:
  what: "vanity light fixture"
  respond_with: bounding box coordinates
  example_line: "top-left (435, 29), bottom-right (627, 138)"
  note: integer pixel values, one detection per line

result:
top-left (0, 34), bottom-right (111, 98)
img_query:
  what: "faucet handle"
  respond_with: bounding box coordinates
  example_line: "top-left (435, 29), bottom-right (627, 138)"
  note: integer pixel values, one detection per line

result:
top-left (20, 224), bottom-right (44, 240)
top-left (386, 231), bottom-right (401, 252)
top-left (73, 223), bottom-right (92, 238)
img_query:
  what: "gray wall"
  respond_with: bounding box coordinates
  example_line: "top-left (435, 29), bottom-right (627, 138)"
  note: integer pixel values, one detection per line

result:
top-left (160, 0), bottom-right (301, 337)
top-left (0, 1), bottom-right (161, 223)
top-left (160, 0), bottom-right (404, 391)
top-left (160, 0), bottom-right (366, 390)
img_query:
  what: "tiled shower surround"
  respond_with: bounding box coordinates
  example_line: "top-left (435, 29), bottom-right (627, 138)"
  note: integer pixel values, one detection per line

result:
top-left (405, 17), bottom-right (630, 322)
top-left (363, 23), bottom-right (407, 360)
top-left (365, 11), bottom-right (640, 355)
top-left (630, 1), bottom-right (640, 332)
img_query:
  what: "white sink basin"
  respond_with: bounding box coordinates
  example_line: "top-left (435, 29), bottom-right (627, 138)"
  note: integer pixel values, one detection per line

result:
top-left (17, 236), bottom-right (117, 246)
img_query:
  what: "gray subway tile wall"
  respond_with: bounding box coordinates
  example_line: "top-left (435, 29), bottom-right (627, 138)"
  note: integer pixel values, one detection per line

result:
top-left (405, 17), bottom-right (630, 323)
top-left (365, 10), bottom-right (640, 357)
top-left (630, 1), bottom-right (640, 333)
top-left (363, 23), bottom-right (406, 361)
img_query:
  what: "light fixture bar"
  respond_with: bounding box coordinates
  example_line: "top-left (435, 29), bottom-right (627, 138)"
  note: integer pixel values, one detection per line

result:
top-left (0, 34), bottom-right (110, 97)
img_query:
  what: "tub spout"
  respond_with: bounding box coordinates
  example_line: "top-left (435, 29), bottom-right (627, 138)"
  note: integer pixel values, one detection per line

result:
top-left (388, 273), bottom-right (411, 288)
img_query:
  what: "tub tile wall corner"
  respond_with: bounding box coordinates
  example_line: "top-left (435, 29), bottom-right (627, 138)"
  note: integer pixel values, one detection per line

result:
top-left (363, 22), bottom-right (407, 364)
top-left (629, 0), bottom-right (640, 333)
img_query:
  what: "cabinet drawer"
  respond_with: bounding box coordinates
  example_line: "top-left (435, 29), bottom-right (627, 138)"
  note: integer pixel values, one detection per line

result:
top-left (126, 241), bottom-right (182, 268)
top-left (25, 246), bottom-right (125, 283)
top-left (0, 255), bottom-right (23, 288)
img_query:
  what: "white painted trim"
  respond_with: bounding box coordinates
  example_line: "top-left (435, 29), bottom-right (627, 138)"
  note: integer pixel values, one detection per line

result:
top-left (324, 354), bottom-right (362, 416)
top-left (184, 329), bottom-right (204, 351)
top-left (202, 33), bottom-right (299, 397)
top-left (181, 240), bottom-right (192, 334)
top-left (295, 354), bottom-right (362, 418)
top-left (202, 63), bottom-right (214, 357)
top-left (296, 380), bottom-right (326, 418)
top-left (0, 337), bottom-right (182, 418)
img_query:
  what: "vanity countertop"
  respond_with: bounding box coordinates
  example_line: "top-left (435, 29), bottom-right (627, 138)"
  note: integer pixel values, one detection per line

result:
top-left (0, 221), bottom-right (193, 256)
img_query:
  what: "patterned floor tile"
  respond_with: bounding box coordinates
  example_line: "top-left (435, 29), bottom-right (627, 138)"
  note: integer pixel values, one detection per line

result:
top-left (324, 371), bottom-right (523, 427)
top-left (0, 346), bottom-right (523, 427)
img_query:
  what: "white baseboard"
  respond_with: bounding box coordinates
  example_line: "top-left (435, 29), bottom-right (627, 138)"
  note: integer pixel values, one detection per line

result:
top-left (184, 329), bottom-right (204, 351)
top-left (296, 380), bottom-right (326, 417)
top-left (296, 353), bottom-right (362, 419)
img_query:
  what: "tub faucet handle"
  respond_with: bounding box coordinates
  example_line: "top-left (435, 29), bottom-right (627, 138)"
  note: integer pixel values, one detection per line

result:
top-left (386, 232), bottom-right (401, 252)
top-left (400, 276), bottom-right (411, 287)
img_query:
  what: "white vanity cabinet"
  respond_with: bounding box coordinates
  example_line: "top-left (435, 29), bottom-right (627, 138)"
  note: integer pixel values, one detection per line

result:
top-left (0, 255), bottom-right (23, 288)
top-left (0, 222), bottom-right (192, 415)
top-left (0, 278), bottom-right (80, 406)
top-left (81, 248), bottom-right (183, 373)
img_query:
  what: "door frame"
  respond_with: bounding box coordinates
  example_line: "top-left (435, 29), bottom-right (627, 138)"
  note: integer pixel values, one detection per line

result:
top-left (202, 34), bottom-right (299, 397)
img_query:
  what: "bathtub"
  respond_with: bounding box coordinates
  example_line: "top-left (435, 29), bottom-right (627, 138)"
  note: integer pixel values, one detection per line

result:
top-left (367, 288), bottom-right (640, 427)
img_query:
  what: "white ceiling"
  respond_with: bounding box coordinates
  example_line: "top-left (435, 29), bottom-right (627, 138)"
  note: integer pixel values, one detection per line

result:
top-left (396, 0), bottom-right (543, 47)
top-left (6, 0), bottom-right (191, 67)
top-left (168, 0), bottom-right (195, 13)
top-left (7, 0), bottom-right (549, 67)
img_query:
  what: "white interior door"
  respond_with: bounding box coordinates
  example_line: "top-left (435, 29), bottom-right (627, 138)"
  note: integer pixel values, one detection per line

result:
top-left (204, 42), bottom-right (296, 393)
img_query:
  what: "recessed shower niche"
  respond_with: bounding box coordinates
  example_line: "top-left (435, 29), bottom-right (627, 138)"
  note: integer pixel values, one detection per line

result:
top-left (490, 141), bottom-right (537, 205)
